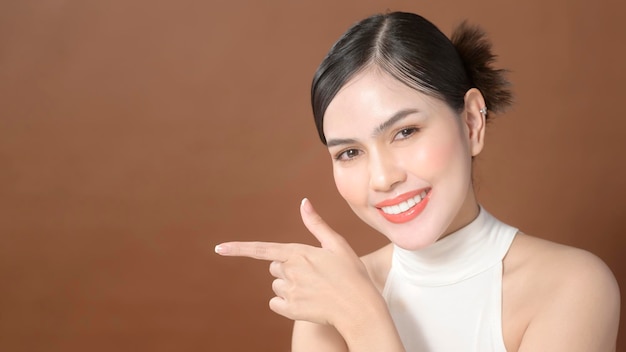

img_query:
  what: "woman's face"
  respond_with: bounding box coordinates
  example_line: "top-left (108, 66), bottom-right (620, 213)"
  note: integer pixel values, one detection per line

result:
top-left (323, 68), bottom-right (484, 250)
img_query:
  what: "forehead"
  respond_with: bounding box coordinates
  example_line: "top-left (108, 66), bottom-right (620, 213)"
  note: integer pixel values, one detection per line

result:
top-left (323, 68), bottom-right (439, 138)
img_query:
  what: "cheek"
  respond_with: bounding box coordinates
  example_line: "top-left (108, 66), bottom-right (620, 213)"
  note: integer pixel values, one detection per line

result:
top-left (333, 164), bottom-right (367, 205)
top-left (406, 133), bottom-right (469, 178)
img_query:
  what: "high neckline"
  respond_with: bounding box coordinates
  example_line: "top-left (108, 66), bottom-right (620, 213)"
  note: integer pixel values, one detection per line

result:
top-left (392, 206), bottom-right (514, 286)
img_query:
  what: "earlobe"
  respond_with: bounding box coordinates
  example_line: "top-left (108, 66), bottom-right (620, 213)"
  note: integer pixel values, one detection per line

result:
top-left (463, 88), bottom-right (487, 157)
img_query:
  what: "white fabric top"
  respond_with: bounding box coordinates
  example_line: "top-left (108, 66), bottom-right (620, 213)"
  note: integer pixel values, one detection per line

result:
top-left (382, 207), bottom-right (517, 352)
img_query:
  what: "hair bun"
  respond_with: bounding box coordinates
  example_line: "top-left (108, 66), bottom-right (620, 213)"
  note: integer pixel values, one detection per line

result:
top-left (451, 21), bottom-right (513, 114)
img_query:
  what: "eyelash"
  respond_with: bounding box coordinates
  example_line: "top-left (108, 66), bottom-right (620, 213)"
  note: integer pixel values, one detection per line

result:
top-left (394, 127), bottom-right (419, 140)
top-left (334, 148), bottom-right (361, 161)
top-left (333, 126), bottom-right (420, 162)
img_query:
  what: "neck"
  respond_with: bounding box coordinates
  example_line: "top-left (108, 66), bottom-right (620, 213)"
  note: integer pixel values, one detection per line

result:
top-left (440, 189), bottom-right (480, 241)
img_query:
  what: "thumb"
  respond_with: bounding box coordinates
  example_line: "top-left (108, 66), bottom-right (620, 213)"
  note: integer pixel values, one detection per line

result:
top-left (300, 198), bottom-right (350, 253)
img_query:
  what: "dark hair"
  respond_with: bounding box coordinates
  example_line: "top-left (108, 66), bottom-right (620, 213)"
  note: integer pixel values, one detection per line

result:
top-left (311, 11), bottom-right (512, 144)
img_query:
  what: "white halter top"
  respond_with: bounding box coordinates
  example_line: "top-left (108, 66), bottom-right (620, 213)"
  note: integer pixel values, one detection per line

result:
top-left (382, 207), bottom-right (517, 351)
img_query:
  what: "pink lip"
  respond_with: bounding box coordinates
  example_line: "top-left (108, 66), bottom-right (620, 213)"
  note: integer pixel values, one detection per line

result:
top-left (374, 188), bottom-right (430, 208)
top-left (375, 188), bottom-right (431, 224)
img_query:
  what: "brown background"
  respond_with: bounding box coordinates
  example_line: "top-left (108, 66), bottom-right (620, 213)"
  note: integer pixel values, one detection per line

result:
top-left (0, 0), bottom-right (624, 351)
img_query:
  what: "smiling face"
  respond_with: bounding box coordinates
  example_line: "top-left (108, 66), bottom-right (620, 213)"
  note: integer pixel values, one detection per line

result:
top-left (323, 67), bottom-right (486, 250)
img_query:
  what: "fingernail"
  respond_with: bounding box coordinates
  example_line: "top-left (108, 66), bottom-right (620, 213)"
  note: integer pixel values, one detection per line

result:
top-left (215, 244), bottom-right (229, 255)
top-left (301, 197), bottom-right (312, 213)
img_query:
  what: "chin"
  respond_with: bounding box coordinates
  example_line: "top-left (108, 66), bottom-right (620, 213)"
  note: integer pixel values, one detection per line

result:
top-left (362, 205), bottom-right (454, 251)
top-left (385, 218), bottom-right (448, 251)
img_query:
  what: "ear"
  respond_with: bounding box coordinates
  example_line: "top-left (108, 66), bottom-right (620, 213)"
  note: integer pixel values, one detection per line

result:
top-left (463, 88), bottom-right (487, 157)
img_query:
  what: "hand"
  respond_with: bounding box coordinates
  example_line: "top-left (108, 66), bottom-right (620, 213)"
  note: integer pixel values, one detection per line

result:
top-left (215, 198), bottom-right (377, 328)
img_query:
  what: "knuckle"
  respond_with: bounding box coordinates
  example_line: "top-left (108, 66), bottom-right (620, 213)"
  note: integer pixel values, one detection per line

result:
top-left (268, 261), bottom-right (278, 275)
top-left (254, 245), bottom-right (268, 258)
top-left (281, 265), bottom-right (292, 278)
top-left (268, 297), bottom-right (281, 314)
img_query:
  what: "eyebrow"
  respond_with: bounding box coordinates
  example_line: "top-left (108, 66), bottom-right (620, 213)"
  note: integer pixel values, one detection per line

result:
top-left (326, 108), bottom-right (420, 148)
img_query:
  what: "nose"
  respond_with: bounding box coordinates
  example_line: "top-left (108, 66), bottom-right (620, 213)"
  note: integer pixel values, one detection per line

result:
top-left (368, 148), bottom-right (406, 192)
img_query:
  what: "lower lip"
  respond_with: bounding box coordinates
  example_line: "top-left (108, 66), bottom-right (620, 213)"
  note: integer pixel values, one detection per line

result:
top-left (377, 191), bottom-right (431, 224)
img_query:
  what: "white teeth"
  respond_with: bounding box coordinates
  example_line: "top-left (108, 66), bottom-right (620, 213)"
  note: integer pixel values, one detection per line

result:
top-left (381, 192), bottom-right (427, 215)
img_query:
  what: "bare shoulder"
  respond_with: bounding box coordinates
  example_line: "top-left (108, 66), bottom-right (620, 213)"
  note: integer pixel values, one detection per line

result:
top-left (360, 243), bottom-right (394, 292)
top-left (507, 233), bottom-right (619, 295)
top-left (503, 233), bottom-right (620, 351)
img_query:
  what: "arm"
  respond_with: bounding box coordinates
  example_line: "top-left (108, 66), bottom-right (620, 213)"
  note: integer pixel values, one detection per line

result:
top-left (292, 321), bottom-right (348, 352)
top-left (518, 249), bottom-right (620, 352)
top-left (292, 291), bottom-right (405, 352)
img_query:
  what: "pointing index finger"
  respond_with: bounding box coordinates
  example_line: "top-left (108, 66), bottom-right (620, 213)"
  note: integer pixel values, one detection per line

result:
top-left (215, 241), bottom-right (290, 261)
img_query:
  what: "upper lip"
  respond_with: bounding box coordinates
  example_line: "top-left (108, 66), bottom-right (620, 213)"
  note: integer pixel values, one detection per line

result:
top-left (374, 188), bottom-right (430, 208)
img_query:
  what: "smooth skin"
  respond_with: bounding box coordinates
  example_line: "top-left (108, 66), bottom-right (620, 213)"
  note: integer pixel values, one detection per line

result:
top-left (216, 69), bottom-right (620, 351)
top-left (216, 198), bottom-right (405, 351)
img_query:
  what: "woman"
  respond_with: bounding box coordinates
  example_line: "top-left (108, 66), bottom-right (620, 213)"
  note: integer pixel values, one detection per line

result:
top-left (215, 11), bottom-right (620, 351)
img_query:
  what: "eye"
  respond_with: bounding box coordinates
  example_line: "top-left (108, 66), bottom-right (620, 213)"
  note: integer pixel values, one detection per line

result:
top-left (335, 148), bottom-right (361, 161)
top-left (394, 127), bottom-right (419, 141)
